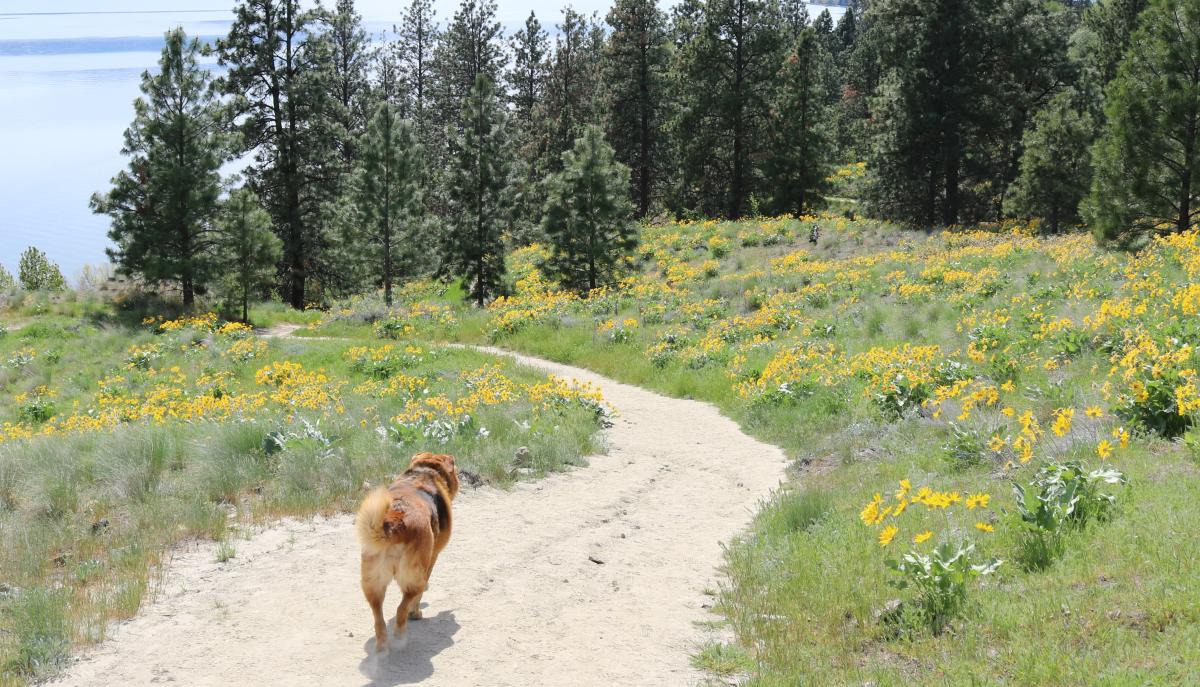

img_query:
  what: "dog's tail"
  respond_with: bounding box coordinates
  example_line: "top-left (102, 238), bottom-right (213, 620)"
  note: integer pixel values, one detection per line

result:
top-left (357, 487), bottom-right (405, 553)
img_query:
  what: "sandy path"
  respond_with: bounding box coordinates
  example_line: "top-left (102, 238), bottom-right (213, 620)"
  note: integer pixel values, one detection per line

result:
top-left (50, 347), bottom-right (786, 687)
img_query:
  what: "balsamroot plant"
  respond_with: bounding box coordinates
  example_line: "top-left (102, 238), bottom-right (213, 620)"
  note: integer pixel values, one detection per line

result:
top-left (886, 541), bottom-right (1002, 635)
top-left (1012, 460), bottom-right (1127, 571)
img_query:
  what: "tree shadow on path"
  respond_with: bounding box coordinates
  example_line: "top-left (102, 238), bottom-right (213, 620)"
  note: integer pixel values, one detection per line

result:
top-left (358, 609), bottom-right (459, 686)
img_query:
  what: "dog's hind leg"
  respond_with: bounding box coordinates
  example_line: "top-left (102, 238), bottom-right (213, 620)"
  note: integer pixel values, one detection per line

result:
top-left (407, 587), bottom-right (425, 620)
top-left (394, 584), bottom-right (424, 641)
top-left (361, 554), bottom-right (389, 653)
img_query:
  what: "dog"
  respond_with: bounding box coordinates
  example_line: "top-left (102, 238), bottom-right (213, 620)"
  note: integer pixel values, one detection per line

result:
top-left (357, 452), bottom-right (460, 653)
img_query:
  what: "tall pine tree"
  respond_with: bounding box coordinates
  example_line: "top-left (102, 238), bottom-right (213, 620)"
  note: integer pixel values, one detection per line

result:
top-left (91, 29), bottom-right (229, 309)
top-left (433, 0), bottom-right (505, 135)
top-left (326, 0), bottom-right (371, 169)
top-left (505, 12), bottom-right (551, 244)
top-left (442, 75), bottom-right (512, 306)
top-left (674, 0), bottom-right (785, 219)
top-left (1085, 0), bottom-right (1200, 243)
top-left (1005, 93), bottom-right (1093, 233)
top-left (603, 0), bottom-right (670, 218)
top-left (217, 0), bottom-right (337, 308)
top-left (393, 0), bottom-right (441, 138)
top-left (863, 0), bottom-right (997, 225)
top-left (507, 12), bottom-right (550, 129)
top-left (352, 103), bottom-right (426, 305)
top-left (766, 27), bottom-right (830, 216)
top-left (543, 9), bottom-right (605, 170)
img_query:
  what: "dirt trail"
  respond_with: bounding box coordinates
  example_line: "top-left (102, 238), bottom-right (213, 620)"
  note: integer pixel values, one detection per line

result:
top-left (50, 347), bottom-right (786, 687)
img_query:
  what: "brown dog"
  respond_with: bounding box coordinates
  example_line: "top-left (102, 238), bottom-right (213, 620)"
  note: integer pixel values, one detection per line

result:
top-left (357, 453), bottom-right (459, 653)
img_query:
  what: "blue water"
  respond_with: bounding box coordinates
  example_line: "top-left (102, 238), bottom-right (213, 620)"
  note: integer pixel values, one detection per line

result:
top-left (0, 1), bottom-right (843, 279)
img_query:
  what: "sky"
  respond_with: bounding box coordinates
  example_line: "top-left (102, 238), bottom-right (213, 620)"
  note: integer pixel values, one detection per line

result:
top-left (0, 0), bottom-right (616, 25)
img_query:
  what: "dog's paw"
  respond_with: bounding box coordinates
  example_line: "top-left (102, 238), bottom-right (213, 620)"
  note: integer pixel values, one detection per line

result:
top-left (408, 607), bottom-right (423, 620)
top-left (389, 632), bottom-right (409, 651)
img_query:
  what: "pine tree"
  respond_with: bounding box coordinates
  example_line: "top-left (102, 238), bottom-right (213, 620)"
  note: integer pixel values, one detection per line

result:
top-left (542, 126), bottom-right (636, 294)
top-left (989, 0), bottom-right (1075, 219)
top-left (832, 0), bottom-right (875, 161)
top-left (353, 103), bottom-right (426, 305)
top-left (91, 29), bottom-right (228, 309)
top-left (1005, 93), bottom-right (1093, 233)
top-left (217, 0), bottom-right (337, 308)
top-left (1085, 0), bottom-right (1200, 244)
top-left (544, 9), bottom-right (605, 169)
top-left (1078, 0), bottom-right (1150, 90)
top-left (326, 0), bottom-right (371, 168)
top-left (433, 0), bottom-right (504, 135)
top-left (505, 12), bottom-right (551, 244)
top-left (863, 0), bottom-right (999, 225)
top-left (812, 8), bottom-right (835, 44)
top-left (674, 0), bottom-right (785, 219)
top-left (0, 265), bottom-right (14, 292)
top-left (603, 0), bottom-right (670, 218)
top-left (393, 0), bottom-right (441, 136)
top-left (507, 12), bottom-right (549, 128)
top-left (216, 187), bottom-right (281, 322)
top-left (766, 28), bottom-right (830, 216)
top-left (781, 0), bottom-right (810, 42)
top-left (665, 0), bottom-right (725, 217)
top-left (442, 75), bottom-right (512, 306)
top-left (834, 1), bottom-right (857, 54)
top-left (17, 247), bottom-right (65, 292)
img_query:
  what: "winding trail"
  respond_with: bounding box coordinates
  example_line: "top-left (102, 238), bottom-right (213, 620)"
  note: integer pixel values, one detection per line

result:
top-left (50, 346), bottom-right (786, 687)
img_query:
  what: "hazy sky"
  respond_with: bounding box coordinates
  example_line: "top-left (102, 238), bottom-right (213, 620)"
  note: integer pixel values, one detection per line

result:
top-left (0, 0), bottom-right (621, 24)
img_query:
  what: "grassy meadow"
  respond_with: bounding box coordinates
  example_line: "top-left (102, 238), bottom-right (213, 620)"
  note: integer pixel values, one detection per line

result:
top-left (0, 302), bottom-right (608, 684)
top-left (301, 214), bottom-right (1200, 684)
top-left (4, 212), bottom-right (1200, 685)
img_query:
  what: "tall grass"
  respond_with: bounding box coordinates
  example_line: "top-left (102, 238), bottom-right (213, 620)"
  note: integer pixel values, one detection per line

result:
top-left (0, 318), bottom-right (605, 685)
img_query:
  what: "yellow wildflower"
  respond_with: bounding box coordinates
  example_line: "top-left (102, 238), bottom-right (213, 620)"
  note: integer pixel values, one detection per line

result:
top-left (879, 525), bottom-right (899, 546)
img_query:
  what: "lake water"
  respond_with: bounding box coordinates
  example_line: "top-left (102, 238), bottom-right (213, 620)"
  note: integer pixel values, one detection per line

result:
top-left (0, 1), bottom-right (843, 279)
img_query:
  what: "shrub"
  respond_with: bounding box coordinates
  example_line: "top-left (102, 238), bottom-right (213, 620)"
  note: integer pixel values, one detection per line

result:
top-left (1011, 459), bottom-right (1127, 570)
top-left (0, 587), bottom-right (72, 679)
top-left (17, 247), bottom-right (65, 292)
top-left (16, 387), bottom-right (57, 425)
top-left (886, 541), bottom-right (1002, 635)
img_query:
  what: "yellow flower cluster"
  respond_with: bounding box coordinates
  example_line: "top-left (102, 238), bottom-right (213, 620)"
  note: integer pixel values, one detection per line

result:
top-left (861, 479), bottom-right (995, 547)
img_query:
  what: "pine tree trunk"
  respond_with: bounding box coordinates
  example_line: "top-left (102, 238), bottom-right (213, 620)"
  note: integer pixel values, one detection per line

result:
top-left (384, 142), bottom-right (394, 307)
top-left (943, 133), bottom-right (961, 226)
top-left (730, 17), bottom-right (746, 221)
top-left (1178, 73), bottom-right (1198, 234)
top-left (637, 37), bottom-right (652, 217)
top-left (182, 276), bottom-right (195, 311)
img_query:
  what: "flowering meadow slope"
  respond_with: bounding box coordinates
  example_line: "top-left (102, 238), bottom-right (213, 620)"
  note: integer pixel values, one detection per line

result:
top-left (317, 215), bottom-right (1200, 684)
top-left (0, 312), bottom-right (607, 684)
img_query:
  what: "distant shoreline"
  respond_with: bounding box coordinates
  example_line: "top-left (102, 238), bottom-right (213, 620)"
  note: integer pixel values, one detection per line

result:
top-left (0, 10), bottom-right (226, 17)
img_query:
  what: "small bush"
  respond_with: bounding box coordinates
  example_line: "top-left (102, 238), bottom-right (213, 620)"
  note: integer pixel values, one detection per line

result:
top-left (1011, 460), bottom-right (1127, 571)
top-left (886, 541), bottom-right (1002, 635)
top-left (1, 587), bottom-right (72, 679)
